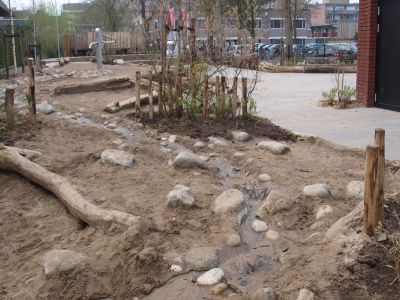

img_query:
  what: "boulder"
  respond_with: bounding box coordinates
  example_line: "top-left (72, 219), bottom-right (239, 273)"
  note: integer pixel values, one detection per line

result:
top-left (257, 141), bottom-right (290, 155)
top-left (232, 131), bottom-right (251, 141)
top-left (224, 232), bottom-right (241, 247)
top-left (37, 101), bottom-right (54, 114)
top-left (259, 174), bottom-right (272, 182)
top-left (196, 268), bottom-right (224, 286)
top-left (168, 135), bottom-right (177, 143)
top-left (209, 283), bottom-right (228, 295)
top-left (166, 184), bottom-right (195, 209)
top-left (303, 184), bottom-right (331, 198)
top-left (101, 149), bottom-right (134, 167)
top-left (252, 287), bottom-right (276, 300)
top-left (42, 250), bottom-right (86, 278)
top-left (256, 190), bottom-right (292, 217)
top-left (194, 142), bottom-right (205, 148)
top-left (265, 230), bottom-right (280, 241)
top-left (297, 288), bottom-right (315, 300)
top-left (251, 220), bottom-right (269, 232)
top-left (185, 247), bottom-right (218, 271)
top-left (173, 152), bottom-right (205, 169)
top-left (316, 205), bottom-right (333, 220)
top-left (346, 181), bottom-right (364, 200)
top-left (208, 136), bottom-right (230, 147)
top-left (213, 189), bottom-right (245, 214)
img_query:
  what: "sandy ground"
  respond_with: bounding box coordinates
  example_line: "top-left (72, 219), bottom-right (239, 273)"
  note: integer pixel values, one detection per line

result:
top-left (1, 62), bottom-right (400, 300)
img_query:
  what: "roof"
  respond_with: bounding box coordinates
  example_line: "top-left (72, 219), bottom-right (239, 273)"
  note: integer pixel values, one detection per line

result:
top-left (0, 0), bottom-right (10, 17)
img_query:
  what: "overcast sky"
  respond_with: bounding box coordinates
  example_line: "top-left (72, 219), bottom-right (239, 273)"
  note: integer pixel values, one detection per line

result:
top-left (11, 0), bottom-right (359, 11)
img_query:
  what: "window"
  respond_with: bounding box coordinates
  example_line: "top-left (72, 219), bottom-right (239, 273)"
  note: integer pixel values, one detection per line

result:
top-left (326, 6), bottom-right (333, 10)
top-left (270, 19), bottom-right (281, 28)
top-left (256, 18), bottom-right (262, 29)
top-left (335, 6), bottom-right (344, 11)
top-left (295, 19), bottom-right (305, 28)
top-left (346, 6), bottom-right (356, 11)
top-left (154, 20), bottom-right (158, 31)
top-left (347, 15), bottom-right (356, 20)
top-left (198, 18), bottom-right (205, 28)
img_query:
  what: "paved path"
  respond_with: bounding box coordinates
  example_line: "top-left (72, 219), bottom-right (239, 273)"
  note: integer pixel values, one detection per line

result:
top-left (226, 69), bottom-right (400, 160)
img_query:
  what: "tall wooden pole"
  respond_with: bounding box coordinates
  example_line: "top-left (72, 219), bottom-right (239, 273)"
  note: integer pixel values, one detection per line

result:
top-left (168, 81), bottom-right (173, 117)
top-left (4, 31), bottom-right (9, 79)
top-left (148, 71), bottom-right (153, 120)
top-left (135, 71), bottom-right (140, 117)
top-left (5, 88), bottom-right (15, 129)
top-left (158, 72), bottom-right (163, 116)
top-left (203, 75), bottom-right (208, 120)
top-left (242, 77), bottom-right (247, 118)
top-left (17, 31), bottom-right (24, 73)
top-left (374, 128), bottom-right (385, 226)
top-left (220, 76), bottom-right (226, 119)
top-left (232, 77), bottom-right (237, 120)
top-left (215, 76), bottom-right (220, 102)
top-left (27, 58), bottom-right (36, 124)
top-left (280, 38), bottom-right (284, 66)
top-left (364, 144), bottom-right (379, 237)
top-left (189, 18), bottom-right (196, 92)
top-left (176, 73), bottom-right (183, 118)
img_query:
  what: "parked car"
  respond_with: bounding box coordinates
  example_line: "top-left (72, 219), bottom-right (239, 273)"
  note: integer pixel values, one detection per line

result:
top-left (314, 44), bottom-right (356, 63)
top-left (306, 43), bottom-right (320, 56)
top-left (293, 44), bottom-right (310, 57)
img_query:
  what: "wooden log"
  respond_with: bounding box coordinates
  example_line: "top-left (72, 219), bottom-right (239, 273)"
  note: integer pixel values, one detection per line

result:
top-left (158, 72), bottom-right (163, 116)
top-left (4, 31), bottom-right (9, 79)
top-left (27, 58), bottom-right (36, 124)
top-left (242, 77), bottom-right (247, 118)
top-left (55, 77), bottom-right (132, 95)
top-left (136, 71), bottom-right (140, 117)
top-left (203, 75), bottom-right (208, 120)
top-left (374, 128), bottom-right (385, 226)
top-left (17, 31), bottom-right (25, 74)
top-left (148, 71), bottom-right (154, 120)
top-left (104, 91), bottom-right (158, 113)
top-left (220, 76), bottom-right (226, 119)
top-left (5, 88), bottom-right (15, 129)
top-left (232, 77), bottom-right (237, 120)
top-left (0, 145), bottom-right (148, 230)
top-left (364, 144), bottom-right (379, 237)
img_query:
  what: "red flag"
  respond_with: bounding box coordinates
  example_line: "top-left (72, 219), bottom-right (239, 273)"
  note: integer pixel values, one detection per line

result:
top-left (169, 8), bottom-right (175, 27)
top-left (181, 8), bottom-right (187, 27)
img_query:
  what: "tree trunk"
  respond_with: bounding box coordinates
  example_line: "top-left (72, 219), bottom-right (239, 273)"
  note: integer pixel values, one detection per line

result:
top-left (284, 0), bottom-right (293, 60)
top-left (55, 77), bottom-right (132, 95)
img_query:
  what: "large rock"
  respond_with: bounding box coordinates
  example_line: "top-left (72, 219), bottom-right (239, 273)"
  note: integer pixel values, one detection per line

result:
top-left (42, 250), bottom-right (86, 278)
top-left (297, 288), bottom-right (315, 300)
top-left (346, 181), bottom-right (364, 200)
top-left (252, 287), bottom-right (275, 300)
top-left (232, 131), bottom-right (250, 141)
top-left (165, 184), bottom-right (195, 209)
top-left (196, 268), bottom-right (224, 286)
top-left (208, 136), bottom-right (230, 147)
top-left (303, 184), bottom-right (331, 198)
top-left (37, 101), bottom-right (54, 114)
top-left (256, 191), bottom-right (292, 217)
top-left (173, 152), bottom-right (205, 169)
top-left (185, 247), bottom-right (218, 271)
top-left (168, 135), bottom-right (177, 143)
top-left (257, 141), bottom-right (290, 155)
top-left (213, 189), bottom-right (245, 214)
top-left (251, 220), bottom-right (269, 232)
top-left (101, 149), bottom-right (134, 167)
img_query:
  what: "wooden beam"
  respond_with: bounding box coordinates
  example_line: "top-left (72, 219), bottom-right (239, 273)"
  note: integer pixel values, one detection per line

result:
top-left (5, 88), bottom-right (15, 129)
top-left (136, 71), bottom-right (140, 117)
top-left (203, 75), bottom-right (208, 120)
top-left (364, 144), bottom-right (379, 237)
top-left (374, 128), bottom-right (385, 226)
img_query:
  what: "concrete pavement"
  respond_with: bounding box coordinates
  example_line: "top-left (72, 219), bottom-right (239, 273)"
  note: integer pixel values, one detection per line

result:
top-left (226, 69), bottom-right (400, 160)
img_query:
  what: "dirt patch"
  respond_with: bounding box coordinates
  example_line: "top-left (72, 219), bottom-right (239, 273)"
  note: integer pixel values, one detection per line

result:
top-left (137, 114), bottom-right (297, 142)
top-left (316, 99), bottom-right (365, 110)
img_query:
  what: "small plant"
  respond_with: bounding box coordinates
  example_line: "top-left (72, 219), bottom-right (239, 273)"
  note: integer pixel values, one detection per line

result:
top-left (177, 89), bottom-right (202, 121)
top-left (383, 211), bottom-right (400, 285)
top-left (209, 122), bottom-right (214, 130)
top-left (140, 113), bottom-right (143, 118)
top-left (321, 87), bottom-right (337, 105)
top-left (235, 122), bottom-right (239, 130)
top-left (181, 127), bottom-right (185, 131)
top-left (243, 97), bottom-right (260, 122)
top-left (0, 126), bottom-right (5, 130)
top-left (16, 121), bottom-right (22, 126)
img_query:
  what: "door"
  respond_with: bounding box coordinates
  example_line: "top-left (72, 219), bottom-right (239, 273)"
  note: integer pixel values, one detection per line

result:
top-left (376, 0), bottom-right (400, 111)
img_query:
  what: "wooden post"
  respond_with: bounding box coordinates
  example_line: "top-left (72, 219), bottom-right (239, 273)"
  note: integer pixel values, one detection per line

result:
top-left (39, 42), bottom-right (42, 61)
top-left (17, 31), bottom-right (25, 74)
top-left (280, 38), bottom-right (284, 66)
top-left (176, 73), bottom-right (183, 118)
top-left (364, 144), bottom-right (379, 237)
top-left (191, 72), bottom-right (196, 100)
top-left (242, 77), bottom-right (247, 118)
top-left (103, 215), bottom-right (113, 235)
top-left (162, 14), bottom-right (168, 86)
top-left (215, 76), bottom-right (220, 102)
top-left (174, 71), bottom-right (179, 115)
top-left (5, 88), bottom-right (15, 129)
top-left (158, 72), bottom-right (163, 116)
top-left (74, 30), bottom-right (77, 56)
top-left (232, 77), bottom-right (237, 120)
top-left (63, 33), bottom-right (71, 57)
top-left (220, 76), bottom-right (226, 119)
top-left (4, 31), bottom-right (9, 79)
top-left (374, 128), bottom-right (385, 226)
top-left (27, 58), bottom-right (36, 124)
top-left (203, 75), bottom-right (208, 120)
top-left (135, 71), bottom-right (140, 118)
top-left (189, 18), bottom-right (196, 80)
top-left (148, 71), bottom-right (153, 120)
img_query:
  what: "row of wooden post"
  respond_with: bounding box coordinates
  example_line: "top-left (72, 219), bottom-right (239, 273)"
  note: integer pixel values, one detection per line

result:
top-left (364, 128), bottom-right (385, 237)
top-left (3, 31), bottom-right (25, 79)
top-left (4, 58), bottom-right (36, 129)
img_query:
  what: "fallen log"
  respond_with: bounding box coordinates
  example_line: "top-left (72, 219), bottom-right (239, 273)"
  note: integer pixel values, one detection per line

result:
top-left (104, 91), bottom-right (159, 113)
top-left (258, 63), bottom-right (357, 74)
top-left (0, 144), bottom-right (148, 230)
top-left (54, 77), bottom-right (132, 95)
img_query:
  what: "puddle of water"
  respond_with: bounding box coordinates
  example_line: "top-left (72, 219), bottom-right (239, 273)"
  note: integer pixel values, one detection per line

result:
top-left (209, 156), bottom-right (246, 178)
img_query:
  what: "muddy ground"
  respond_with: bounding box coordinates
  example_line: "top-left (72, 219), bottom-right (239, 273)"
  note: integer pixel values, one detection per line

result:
top-left (1, 62), bottom-right (400, 300)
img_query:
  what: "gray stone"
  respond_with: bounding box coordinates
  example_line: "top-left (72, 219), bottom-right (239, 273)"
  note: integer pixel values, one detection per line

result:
top-left (37, 101), bottom-right (54, 114)
top-left (161, 137), bottom-right (168, 141)
top-left (265, 230), bottom-right (280, 241)
top-left (159, 147), bottom-right (173, 153)
top-left (258, 141), bottom-right (290, 155)
top-left (199, 156), bottom-right (209, 162)
top-left (75, 113), bottom-right (83, 117)
top-left (232, 131), bottom-right (251, 141)
top-left (116, 59), bottom-right (124, 65)
top-left (185, 247), bottom-right (218, 271)
top-left (54, 112), bottom-right (62, 116)
top-left (303, 184), bottom-right (331, 198)
top-left (101, 149), bottom-right (134, 167)
top-left (224, 232), bottom-right (241, 247)
top-left (297, 288), bottom-right (315, 300)
top-left (196, 268), bottom-right (224, 286)
top-left (246, 158), bottom-right (254, 164)
top-left (346, 181), bottom-right (364, 200)
top-left (160, 141), bottom-right (168, 146)
top-left (252, 287), bottom-right (276, 300)
top-left (86, 70), bottom-right (94, 75)
top-left (194, 142), bottom-right (205, 148)
top-left (234, 152), bottom-right (245, 158)
top-left (316, 205), bottom-right (333, 220)
top-left (166, 184), bottom-right (195, 209)
top-left (106, 123), bottom-right (117, 129)
top-left (251, 220), bottom-right (269, 232)
top-left (209, 152), bottom-right (219, 157)
top-left (209, 283), bottom-right (228, 295)
top-left (173, 152), bottom-right (205, 169)
top-left (64, 115), bottom-right (77, 120)
top-left (259, 174), bottom-right (272, 182)
top-left (168, 135), bottom-right (177, 143)
top-left (113, 139), bottom-right (124, 146)
top-left (78, 108), bottom-right (86, 113)
top-left (256, 190), bottom-right (292, 217)
top-left (173, 149), bottom-right (192, 156)
top-left (213, 189), bottom-right (245, 214)
top-left (42, 250), bottom-right (86, 278)
top-left (208, 136), bottom-right (230, 147)
top-left (17, 111), bottom-right (28, 117)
